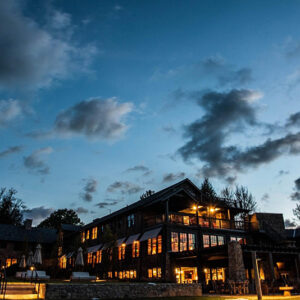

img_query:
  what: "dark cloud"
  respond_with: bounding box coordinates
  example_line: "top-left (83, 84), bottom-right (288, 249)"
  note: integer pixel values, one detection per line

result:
top-left (178, 89), bottom-right (300, 179)
top-left (291, 177), bottom-right (300, 201)
top-left (75, 207), bottom-right (89, 214)
top-left (0, 99), bottom-right (25, 127)
top-left (261, 193), bottom-right (270, 203)
top-left (286, 112), bottom-right (300, 128)
top-left (80, 178), bottom-right (98, 202)
top-left (202, 57), bottom-right (253, 86)
top-left (107, 181), bottom-right (143, 195)
top-left (285, 218), bottom-right (297, 228)
top-left (125, 165), bottom-right (152, 177)
top-left (23, 206), bottom-right (53, 225)
top-left (0, 145), bottom-right (23, 158)
top-left (0, 1), bottom-right (96, 90)
top-left (96, 199), bottom-right (120, 208)
top-left (23, 147), bottom-right (53, 175)
top-left (163, 172), bottom-right (185, 183)
top-left (30, 98), bottom-right (132, 140)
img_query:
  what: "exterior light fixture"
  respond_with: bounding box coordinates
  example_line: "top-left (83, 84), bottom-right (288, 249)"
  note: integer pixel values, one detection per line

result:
top-left (192, 205), bottom-right (197, 210)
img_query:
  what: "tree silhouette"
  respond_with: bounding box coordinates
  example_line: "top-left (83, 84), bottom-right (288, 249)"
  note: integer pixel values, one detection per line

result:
top-left (0, 188), bottom-right (25, 225)
top-left (140, 190), bottom-right (155, 200)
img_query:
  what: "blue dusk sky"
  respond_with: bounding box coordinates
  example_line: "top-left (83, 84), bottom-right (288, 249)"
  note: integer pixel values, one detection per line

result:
top-left (1, 0), bottom-right (300, 226)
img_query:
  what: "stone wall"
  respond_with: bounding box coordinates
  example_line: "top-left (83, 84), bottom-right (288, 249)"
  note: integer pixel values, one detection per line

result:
top-left (45, 283), bottom-right (202, 300)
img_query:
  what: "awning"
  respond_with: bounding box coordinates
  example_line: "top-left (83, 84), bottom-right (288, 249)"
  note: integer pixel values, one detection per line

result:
top-left (125, 233), bottom-right (140, 245)
top-left (66, 252), bottom-right (74, 259)
top-left (139, 227), bottom-right (162, 242)
top-left (116, 238), bottom-right (126, 247)
top-left (87, 244), bottom-right (102, 253)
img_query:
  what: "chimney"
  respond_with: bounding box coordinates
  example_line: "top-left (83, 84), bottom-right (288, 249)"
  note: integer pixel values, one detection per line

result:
top-left (24, 219), bottom-right (32, 230)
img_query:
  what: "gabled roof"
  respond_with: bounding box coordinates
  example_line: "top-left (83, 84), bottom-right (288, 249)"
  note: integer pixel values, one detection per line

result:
top-left (84, 178), bottom-right (246, 229)
top-left (0, 223), bottom-right (57, 244)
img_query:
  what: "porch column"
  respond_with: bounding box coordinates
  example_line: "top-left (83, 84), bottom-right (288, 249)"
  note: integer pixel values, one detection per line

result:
top-left (268, 252), bottom-right (275, 281)
top-left (165, 200), bottom-right (169, 223)
top-left (251, 251), bottom-right (262, 300)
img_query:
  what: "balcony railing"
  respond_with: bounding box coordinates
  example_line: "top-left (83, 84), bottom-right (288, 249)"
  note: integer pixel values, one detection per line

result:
top-left (143, 213), bottom-right (248, 231)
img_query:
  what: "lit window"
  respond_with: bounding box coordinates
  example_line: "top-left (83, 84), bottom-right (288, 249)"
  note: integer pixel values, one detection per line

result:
top-left (118, 244), bottom-right (126, 260)
top-left (210, 235), bottom-right (217, 247)
top-left (188, 233), bottom-right (195, 250)
top-left (183, 215), bottom-right (190, 225)
top-left (148, 238), bottom-right (152, 255)
top-left (203, 235), bottom-right (210, 248)
top-left (92, 227), bottom-right (98, 239)
top-left (153, 268), bottom-right (157, 278)
top-left (218, 236), bottom-right (224, 245)
top-left (171, 232), bottom-right (179, 252)
top-left (157, 235), bottom-right (162, 253)
top-left (158, 268), bottom-right (162, 278)
top-left (132, 241), bottom-right (140, 258)
top-left (119, 271), bottom-right (123, 279)
top-left (59, 256), bottom-right (67, 269)
top-left (87, 253), bottom-right (93, 264)
top-left (96, 250), bottom-right (102, 263)
top-left (81, 232), bottom-right (85, 243)
top-left (126, 270), bottom-right (130, 278)
top-left (134, 270), bottom-right (137, 278)
top-left (180, 233), bottom-right (187, 252)
top-left (148, 269), bottom-right (153, 278)
top-left (86, 230), bottom-right (90, 240)
top-left (152, 237), bottom-right (157, 254)
top-left (108, 272), bottom-right (112, 278)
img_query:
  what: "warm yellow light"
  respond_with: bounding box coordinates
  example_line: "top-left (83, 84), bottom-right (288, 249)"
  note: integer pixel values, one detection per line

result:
top-left (204, 268), bottom-right (207, 273)
top-left (198, 205), bottom-right (202, 208)
top-left (192, 205), bottom-right (197, 210)
top-left (210, 208), bottom-right (215, 212)
top-left (30, 266), bottom-right (34, 271)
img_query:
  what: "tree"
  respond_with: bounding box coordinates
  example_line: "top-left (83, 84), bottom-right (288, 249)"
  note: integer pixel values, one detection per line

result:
top-left (200, 178), bottom-right (217, 202)
top-left (140, 190), bottom-right (155, 200)
top-left (0, 188), bottom-right (25, 226)
top-left (38, 209), bottom-right (83, 229)
top-left (221, 185), bottom-right (257, 213)
top-left (293, 204), bottom-right (300, 220)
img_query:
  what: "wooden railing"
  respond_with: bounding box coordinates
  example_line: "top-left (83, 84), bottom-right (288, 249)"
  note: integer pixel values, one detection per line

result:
top-left (144, 213), bottom-right (247, 231)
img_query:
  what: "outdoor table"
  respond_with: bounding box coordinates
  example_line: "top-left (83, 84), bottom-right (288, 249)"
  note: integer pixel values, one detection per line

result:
top-left (279, 286), bottom-right (294, 296)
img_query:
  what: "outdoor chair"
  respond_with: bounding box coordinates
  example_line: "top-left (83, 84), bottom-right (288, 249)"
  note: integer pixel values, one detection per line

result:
top-left (35, 271), bottom-right (50, 280)
top-left (70, 272), bottom-right (96, 281)
top-left (15, 271), bottom-right (26, 278)
top-left (25, 270), bottom-right (35, 280)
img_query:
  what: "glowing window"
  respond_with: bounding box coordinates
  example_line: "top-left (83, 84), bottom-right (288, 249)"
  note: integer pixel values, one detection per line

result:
top-left (210, 235), bottom-right (217, 247)
top-left (132, 241), bottom-right (140, 258)
top-left (157, 235), bottom-right (162, 253)
top-left (81, 232), bottom-right (85, 243)
top-left (203, 235), bottom-right (210, 248)
top-left (188, 233), bottom-right (195, 250)
top-left (218, 236), bottom-right (224, 245)
top-left (96, 250), bottom-right (102, 263)
top-left (148, 269), bottom-right (153, 278)
top-left (171, 232), bottom-right (179, 252)
top-left (86, 230), bottom-right (90, 240)
top-left (118, 244), bottom-right (126, 260)
top-left (92, 227), bottom-right (98, 239)
top-left (180, 233), bottom-right (187, 252)
top-left (87, 253), bottom-right (93, 264)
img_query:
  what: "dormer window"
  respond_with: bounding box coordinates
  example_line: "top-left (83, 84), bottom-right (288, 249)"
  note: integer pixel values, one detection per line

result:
top-left (127, 214), bottom-right (135, 228)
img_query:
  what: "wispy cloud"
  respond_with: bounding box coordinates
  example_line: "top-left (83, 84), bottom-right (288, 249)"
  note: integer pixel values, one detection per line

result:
top-left (163, 172), bottom-right (185, 183)
top-left (23, 147), bottom-right (53, 175)
top-left (107, 181), bottom-right (143, 195)
top-left (0, 145), bottom-right (23, 158)
top-left (80, 178), bottom-right (98, 202)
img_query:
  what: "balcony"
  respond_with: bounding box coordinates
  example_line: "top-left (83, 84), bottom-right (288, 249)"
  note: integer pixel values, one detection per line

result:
top-left (143, 213), bottom-right (247, 231)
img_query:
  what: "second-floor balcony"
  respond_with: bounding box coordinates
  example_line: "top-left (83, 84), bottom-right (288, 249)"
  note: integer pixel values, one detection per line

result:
top-left (144, 212), bottom-right (247, 231)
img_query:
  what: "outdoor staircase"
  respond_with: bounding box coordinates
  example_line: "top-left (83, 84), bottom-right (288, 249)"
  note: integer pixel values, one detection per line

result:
top-left (2, 282), bottom-right (39, 300)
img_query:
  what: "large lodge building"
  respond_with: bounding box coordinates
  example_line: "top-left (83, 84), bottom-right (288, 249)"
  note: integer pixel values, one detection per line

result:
top-left (1, 178), bottom-right (300, 293)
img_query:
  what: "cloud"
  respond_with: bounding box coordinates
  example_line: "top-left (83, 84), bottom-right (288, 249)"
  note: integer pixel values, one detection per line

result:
top-left (75, 207), bottom-right (89, 214)
top-left (80, 178), bottom-right (98, 202)
top-left (278, 170), bottom-right (289, 176)
top-left (162, 125), bottom-right (177, 134)
top-left (125, 165), bottom-right (152, 176)
top-left (0, 145), bottom-right (23, 158)
top-left (261, 193), bottom-right (270, 203)
top-left (202, 56), bottom-right (253, 86)
top-left (23, 206), bottom-right (54, 225)
top-left (107, 181), bottom-right (143, 195)
top-left (0, 1), bottom-right (97, 90)
top-left (31, 98), bottom-right (133, 140)
top-left (286, 112), bottom-right (300, 128)
top-left (0, 99), bottom-right (25, 127)
top-left (291, 178), bottom-right (300, 201)
top-left (285, 218), bottom-right (297, 228)
top-left (163, 172), bottom-right (185, 183)
top-left (95, 198), bottom-right (121, 208)
top-left (178, 89), bottom-right (300, 180)
top-left (23, 147), bottom-right (53, 175)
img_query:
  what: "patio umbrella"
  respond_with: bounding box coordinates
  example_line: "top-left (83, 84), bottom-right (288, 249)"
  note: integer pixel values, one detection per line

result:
top-left (75, 247), bottom-right (84, 267)
top-left (33, 244), bottom-right (42, 265)
top-left (19, 254), bottom-right (26, 268)
top-left (27, 251), bottom-right (33, 267)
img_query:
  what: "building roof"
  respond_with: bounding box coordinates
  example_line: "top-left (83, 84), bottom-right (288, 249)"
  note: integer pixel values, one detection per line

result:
top-left (84, 178), bottom-right (246, 229)
top-left (286, 228), bottom-right (300, 239)
top-left (0, 223), bottom-right (57, 244)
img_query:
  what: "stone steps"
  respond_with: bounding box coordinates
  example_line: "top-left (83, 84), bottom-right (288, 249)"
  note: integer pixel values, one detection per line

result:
top-left (1, 282), bottom-right (39, 300)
